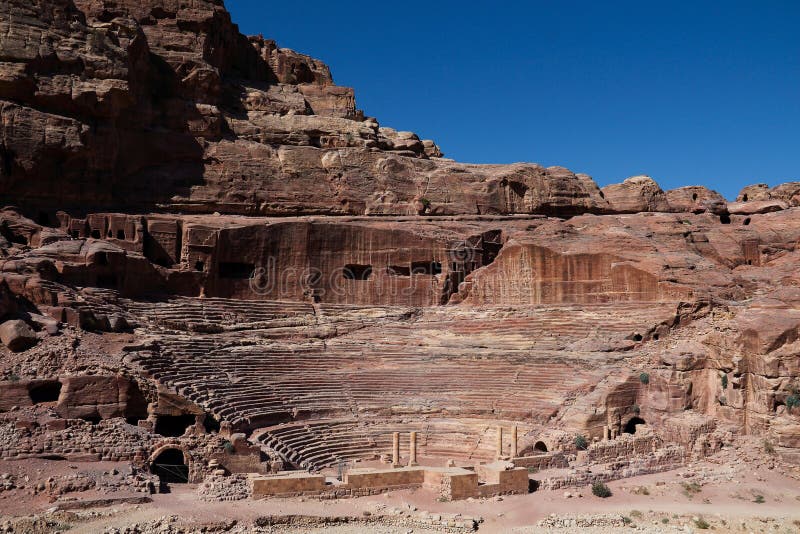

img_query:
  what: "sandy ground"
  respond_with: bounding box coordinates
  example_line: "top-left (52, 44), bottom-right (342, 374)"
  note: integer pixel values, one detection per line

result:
top-left (2, 454), bottom-right (800, 532)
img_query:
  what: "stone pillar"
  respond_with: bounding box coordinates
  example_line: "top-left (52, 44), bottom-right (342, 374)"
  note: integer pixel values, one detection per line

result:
top-left (496, 426), bottom-right (503, 459)
top-left (511, 426), bottom-right (518, 458)
top-left (409, 431), bottom-right (418, 466)
top-left (603, 425), bottom-right (610, 441)
top-left (392, 432), bottom-right (400, 467)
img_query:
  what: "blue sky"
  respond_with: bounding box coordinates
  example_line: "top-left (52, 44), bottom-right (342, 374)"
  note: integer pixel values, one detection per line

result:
top-left (227, 1), bottom-right (799, 200)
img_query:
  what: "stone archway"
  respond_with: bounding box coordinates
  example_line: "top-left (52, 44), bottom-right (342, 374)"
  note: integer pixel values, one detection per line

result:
top-left (149, 445), bottom-right (190, 485)
top-left (623, 416), bottom-right (646, 435)
top-left (533, 440), bottom-right (548, 452)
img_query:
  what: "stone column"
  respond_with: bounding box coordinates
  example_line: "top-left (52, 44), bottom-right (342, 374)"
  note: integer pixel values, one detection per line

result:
top-left (511, 426), bottom-right (518, 458)
top-left (603, 425), bottom-right (610, 441)
top-left (392, 432), bottom-right (400, 467)
top-left (496, 426), bottom-right (504, 459)
top-left (409, 431), bottom-right (418, 466)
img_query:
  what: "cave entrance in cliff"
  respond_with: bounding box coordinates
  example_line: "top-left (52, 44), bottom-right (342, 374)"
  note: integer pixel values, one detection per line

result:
top-left (623, 417), bottom-right (646, 434)
top-left (533, 441), bottom-right (548, 453)
top-left (154, 414), bottom-right (196, 437)
top-left (28, 381), bottom-right (62, 404)
top-left (150, 448), bottom-right (189, 485)
top-left (343, 264), bottom-right (373, 280)
top-left (411, 261), bottom-right (442, 276)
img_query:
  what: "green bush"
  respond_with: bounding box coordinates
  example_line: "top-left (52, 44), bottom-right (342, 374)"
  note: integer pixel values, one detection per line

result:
top-left (591, 481), bottom-right (612, 498)
top-left (222, 440), bottom-right (235, 454)
top-left (639, 372), bottom-right (650, 385)
top-left (574, 434), bottom-right (589, 451)
top-left (681, 481), bottom-right (702, 499)
top-left (764, 440), bottom-right (776, 454)
top-left (753, 494), bottom-right (765, 504)
top-left (721, 374), bottom-right (728, 389)
top-left (787, 394), bottom-right (800, 410)
top-left (695, 517), bottom-right (710, 529)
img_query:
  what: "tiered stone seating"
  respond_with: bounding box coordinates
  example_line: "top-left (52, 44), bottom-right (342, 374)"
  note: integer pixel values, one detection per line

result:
top-left (124, 297), bottom-right (679, 463)
top-left (254, 418), bottom-right (526, 470)
top-left (126, 297), bottom-right (317, 331)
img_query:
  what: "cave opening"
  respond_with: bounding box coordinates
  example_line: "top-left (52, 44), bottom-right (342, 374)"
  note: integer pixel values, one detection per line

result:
top-left (387, 265), bottom-right (411, 277)
top-left (154, 414), bottom-right (196, 437)
top-left (411, 261), bottom-right (442, 276)
top-left (150, 448), bottom-right (188, 485)
top-left (117, 229), bottom-right (126, 240)
top-left (343, 264), bottom-right (372, 280)
top-left (719, 214), bottom-right (731, 224)
top-left (623, 416), bottom-right (646, 434)
top-left (533, 441), bottom-right (548, 452)
top-left (80, 415), bottom-right (102, 424)
top-left (203, 414), bottom-right (221, 433)
top-left (0, 222), bottom-right (27, 245)
top-left (28, 381), bottom-right (62, 404)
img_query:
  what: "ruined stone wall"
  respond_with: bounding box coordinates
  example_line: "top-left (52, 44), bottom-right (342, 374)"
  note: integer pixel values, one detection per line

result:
top-left (0, 418), bottom-right (157, 461)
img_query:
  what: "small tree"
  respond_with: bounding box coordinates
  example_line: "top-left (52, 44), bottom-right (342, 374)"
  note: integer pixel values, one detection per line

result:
top-left (574, 434), bottom-right (589, 451)
top-left (721, 374), bottom-right (728, 389)
top-left (786, 394), bottom-right (800, 411)
top-left (591, 481), bottom-right (612, 498)
top-left (639, 372), bottom-right (650, 385)
top-left (222, 441), bottom-right (235, 454)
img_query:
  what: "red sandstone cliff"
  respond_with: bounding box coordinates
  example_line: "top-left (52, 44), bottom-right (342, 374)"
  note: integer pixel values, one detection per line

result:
top-left (1, 0), bottom-right (800, 478)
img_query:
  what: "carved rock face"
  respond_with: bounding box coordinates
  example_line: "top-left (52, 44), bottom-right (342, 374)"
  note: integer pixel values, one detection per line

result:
top-left (2, 0), bottom-right (800, 488)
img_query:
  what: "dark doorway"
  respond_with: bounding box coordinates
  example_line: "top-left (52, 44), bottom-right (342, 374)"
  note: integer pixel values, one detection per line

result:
top-left (154, 414), bottom-right (196, 437)
top-left (411, 261), bottom-right (442, 275)
top-left (218, 262), bottom-right (254, 279)
top-left (623, 417), bottom-right (646, 434)
top-left (151, 448), bottom-right (189, 485)
top-left (343, 264), bottom-right (372, 280)
top-left (533, 441), bottom-right (548, 452)
top-left (29, 381), bottom-right (62, 404)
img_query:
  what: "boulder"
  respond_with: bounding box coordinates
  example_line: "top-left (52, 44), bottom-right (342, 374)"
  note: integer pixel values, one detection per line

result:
top-left (0, 320), bottom-right (37, 352)
top-left (737, 183), bottom-right (771, 202)
top-left (665, 186), bottom-right (727, 214)
top-left (601, 176), bottom-right (670, 213)
top-left (727, 200), bottom-right (788, 215)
